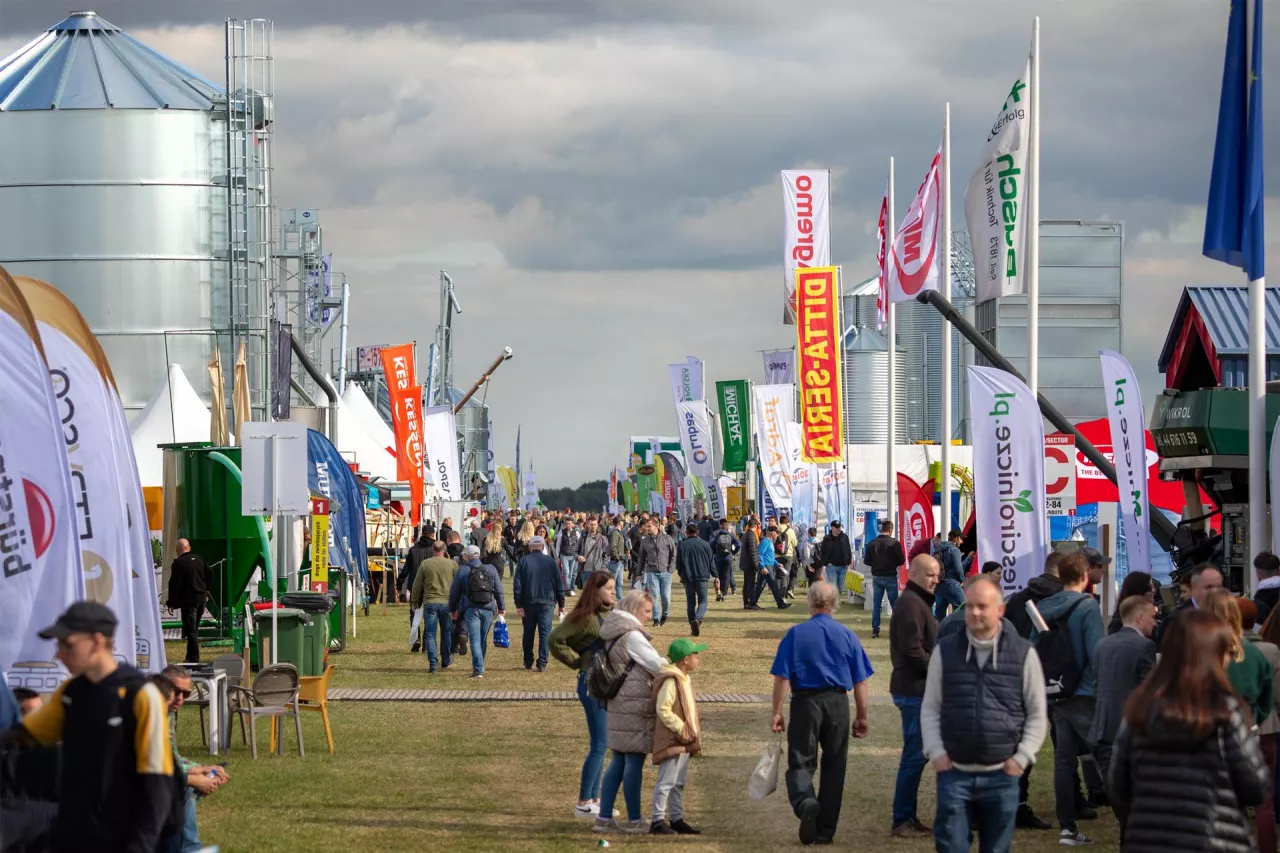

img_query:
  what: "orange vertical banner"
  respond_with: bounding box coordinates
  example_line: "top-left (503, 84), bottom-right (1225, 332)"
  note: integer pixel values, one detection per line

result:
top-left (379, 344), bottom-right (416, 480)
top-left (795, 266), bottom-right (843, 463)
top-left (395, 384), bottom-right (426, 525)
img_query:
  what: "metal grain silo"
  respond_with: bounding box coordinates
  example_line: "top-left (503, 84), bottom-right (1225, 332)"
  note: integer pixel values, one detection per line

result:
top-left (0, 11), bottom-right (226, 411)
top-left (841, 326), bottom-right (906, 445)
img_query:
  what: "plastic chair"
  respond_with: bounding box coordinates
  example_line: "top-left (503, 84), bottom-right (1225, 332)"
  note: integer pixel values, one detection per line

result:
top-left (189, 654), bottom-right (245, 748)
top-left (290, 665), bottom-right (336, 754)
top-left (229, 664), bottom-right (304, 759)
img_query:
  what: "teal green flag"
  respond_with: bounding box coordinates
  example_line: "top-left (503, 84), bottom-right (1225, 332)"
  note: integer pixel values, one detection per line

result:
top-left (716, 380), bottom-right (751, 472)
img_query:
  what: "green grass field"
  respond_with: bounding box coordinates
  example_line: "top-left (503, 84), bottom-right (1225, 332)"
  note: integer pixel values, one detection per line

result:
top-left (170, 579), bottom-right (1121, 851)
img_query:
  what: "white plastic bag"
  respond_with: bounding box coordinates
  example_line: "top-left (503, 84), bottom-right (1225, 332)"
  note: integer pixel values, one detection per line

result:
top-left (408, 607), bottom-right (424, 648)
top-left (747, 737), bottom-right (783, 800)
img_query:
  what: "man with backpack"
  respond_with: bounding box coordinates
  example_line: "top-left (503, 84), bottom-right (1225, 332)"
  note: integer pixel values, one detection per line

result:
top-left (448, 545), bottom-right (506, 678)
top-left (711, 519), bottom-right (740, 602)
top-left (1034, 552), bottom-right (1105, 847)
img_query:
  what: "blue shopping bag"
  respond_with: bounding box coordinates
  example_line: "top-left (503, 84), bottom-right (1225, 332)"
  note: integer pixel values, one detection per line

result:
top-left (493, 614), bottom-right (510, 649)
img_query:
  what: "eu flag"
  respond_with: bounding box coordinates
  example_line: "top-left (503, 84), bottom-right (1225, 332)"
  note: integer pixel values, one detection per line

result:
top-left (1204, 0), bottom-right (1266, 280)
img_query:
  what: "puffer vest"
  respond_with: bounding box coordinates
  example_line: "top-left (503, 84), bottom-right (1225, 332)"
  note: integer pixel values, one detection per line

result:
top-left (938, 629), bottom-right (1030, 765)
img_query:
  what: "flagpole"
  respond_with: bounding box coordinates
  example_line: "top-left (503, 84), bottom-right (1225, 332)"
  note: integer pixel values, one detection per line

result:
top-left (941, 102), bottom-right (953, 537)
top-left (887, 156), bottom-right (898, 533)
top-left (1248, 0), bottom-right (1267, 568)
top-left (1027, 16), bottom-right (1041, 398)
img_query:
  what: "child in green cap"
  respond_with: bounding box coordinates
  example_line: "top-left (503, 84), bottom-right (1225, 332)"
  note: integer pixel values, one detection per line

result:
top-left (649, 637), bottom-right (707, 836)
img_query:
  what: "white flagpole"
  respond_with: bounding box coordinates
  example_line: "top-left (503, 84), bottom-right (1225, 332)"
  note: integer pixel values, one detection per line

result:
top-left (1248, 0), bottom-right (1268, 573)
top-left (1027, 16), bottom-right (1041, 398)
top-left (887, 157), bottom-right (898, 532)
top-left (941, 102), bottom-right (953, 536)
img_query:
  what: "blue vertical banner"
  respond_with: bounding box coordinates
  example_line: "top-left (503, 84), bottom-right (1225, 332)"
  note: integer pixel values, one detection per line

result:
top-left (307, 429), bottom-right (369, 583)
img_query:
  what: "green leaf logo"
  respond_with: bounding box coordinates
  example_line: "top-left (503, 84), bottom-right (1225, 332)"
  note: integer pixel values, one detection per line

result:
top-left (1013, 490), bottom-right (1034, 513)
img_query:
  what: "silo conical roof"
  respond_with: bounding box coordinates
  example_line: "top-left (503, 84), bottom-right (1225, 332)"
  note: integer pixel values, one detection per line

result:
top-left (0, 10), bottom-right (223, 111)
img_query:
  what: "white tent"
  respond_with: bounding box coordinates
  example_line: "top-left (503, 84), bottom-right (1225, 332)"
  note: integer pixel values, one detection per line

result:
top-left (845, 444), bottom-right (974, 497)
top-left (331, 379), bottom-right (398, 483)
top-left (341, 383), bottom-right (398, 475)
top-left (130, 364), bottom-right (211, 488)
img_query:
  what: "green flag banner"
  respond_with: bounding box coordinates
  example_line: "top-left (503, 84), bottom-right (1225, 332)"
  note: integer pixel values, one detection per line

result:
top-left (621, 479), bottom-right (637, 512)
top-left (716, 379), bottom-right (751, 472)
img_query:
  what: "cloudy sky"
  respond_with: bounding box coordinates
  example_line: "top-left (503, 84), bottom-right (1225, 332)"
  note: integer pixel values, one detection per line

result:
top-left (3, 0), bottom-right (1277, 486)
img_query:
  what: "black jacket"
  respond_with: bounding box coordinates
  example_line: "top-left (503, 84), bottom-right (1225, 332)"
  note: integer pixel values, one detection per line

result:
top-left (676, 536), bottom-right (714, 584)
top-left (739, 529), bottom-right (761, 572)
top-left (166, 553), bottom-right (210, 608)
top-left (1109, 697), bottom-right (1269, 853)
top-left (889, 581), bottom-right (937, 697)
top-left (863, 534), bottom-right (904, 578)
top-left (818, 531), bottom-right (853, 568)
top-left (1005, 573), bottom-right (1064, 639)
top-left (401, 536), bottom-right (434, 591)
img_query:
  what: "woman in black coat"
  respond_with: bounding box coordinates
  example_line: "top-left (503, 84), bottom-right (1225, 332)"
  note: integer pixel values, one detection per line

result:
top-left (1109, 608), bottom-right (1270, 852)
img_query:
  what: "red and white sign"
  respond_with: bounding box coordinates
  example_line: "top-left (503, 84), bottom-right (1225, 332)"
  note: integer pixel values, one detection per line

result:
top-left (888, 145), bottom-right (943, 303)
top-left (875, 185), bottom-right (889, 329)
top-left (1044, 433), bottom-right (1078, 517)
top-left (1071, 418), bottom-right (1197, 513)
top-left (781, 170), bottom-right (831, 325)
top-left (897, 472), bottom-right (935, 590)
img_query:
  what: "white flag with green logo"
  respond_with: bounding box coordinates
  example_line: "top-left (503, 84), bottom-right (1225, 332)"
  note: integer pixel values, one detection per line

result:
top-left (968, 365), bottom-right (1048, 595)
top-left (965, 58), bottom-right (1031, 304)
top-left (1100, 350), bottom-right (1153, 574)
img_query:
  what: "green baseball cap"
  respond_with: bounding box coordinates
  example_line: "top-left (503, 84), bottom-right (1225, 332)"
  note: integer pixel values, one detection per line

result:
top-left (667, 637), bottom-right (708, 663)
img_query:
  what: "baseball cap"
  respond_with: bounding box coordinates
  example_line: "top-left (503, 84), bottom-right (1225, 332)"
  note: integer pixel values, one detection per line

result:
top-left (948, 528), bottom-right (963, 539)
top-left (830, 520), bottom-right (841, 528)
top-left (1081, 546), bottom-right (1112, 567)
top-left (667, 637), bottom-right (708, 663)
top-left (37, 601), bottom-right (117, 640)
top-left (463, 544), bottom-right (481, 559)
top-left (529, 535), bottom-right (546, 548)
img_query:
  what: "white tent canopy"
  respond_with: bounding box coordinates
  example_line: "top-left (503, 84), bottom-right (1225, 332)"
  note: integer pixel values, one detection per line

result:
top-left (332, 378), bottom-right (398, 483)
top-left (845, 443), bottom-right (973, 498)
top-left (129, 364), bottom-right (211, 488)
top-left (341, 383), bottom-right (398, 475)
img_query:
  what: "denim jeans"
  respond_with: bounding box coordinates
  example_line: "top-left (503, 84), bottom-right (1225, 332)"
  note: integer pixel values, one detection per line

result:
top-left (826, 565), bottom-right (848, 596)
top-left (934, 579), bottom-right (965, 620)
top-left (892, 695), bottom-right (927, 826)
top-left (608, 560), bottom-right (626, 592)
top-left (599, 750), bottom-right (647, 821)
top-left (158, 788), bottom-right (201, 853)
top-left (561, 555), bottom-right (580, 592)
top-left (577, 672), bottom-right (608, 801)
top-left (755, 568), bottom-right (787, 607)
top-left (422, 602), bottom-right (452, 669)
top-left (646, 572), bottom-right (673, 622)
top-left (934, 769), bottom-right (1019, 853)
top-left (464, 607), bottom-right (495, 674)
top-left (1052, 696), bottom-right (1097, 831)
top-left (871, 576), bottom-right (899, 635)
top-left (684, 580), bottom-right (708, 624)
top-left (714, 559), bottom-right (734, 596)
top-left (522, 602), bottom-right (554, 669)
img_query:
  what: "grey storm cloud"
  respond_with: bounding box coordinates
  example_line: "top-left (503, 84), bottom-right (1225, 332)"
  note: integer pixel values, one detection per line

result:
top-left (0, 0), bottom-right (1274, 485)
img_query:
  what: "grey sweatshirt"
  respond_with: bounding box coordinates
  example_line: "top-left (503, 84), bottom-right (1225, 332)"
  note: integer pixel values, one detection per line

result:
top-left (920, 627), bottom-right (1049, 772)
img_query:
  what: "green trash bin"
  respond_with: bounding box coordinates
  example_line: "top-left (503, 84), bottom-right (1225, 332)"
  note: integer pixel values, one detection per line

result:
top-left (253, 607), bottom-right (309, 672)
top-left (280, 592), bottom-right (333, 676)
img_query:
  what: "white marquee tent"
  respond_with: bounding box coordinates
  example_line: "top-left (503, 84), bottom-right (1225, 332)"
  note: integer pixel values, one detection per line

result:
top-left (129, 364), bottom-right (211, 488)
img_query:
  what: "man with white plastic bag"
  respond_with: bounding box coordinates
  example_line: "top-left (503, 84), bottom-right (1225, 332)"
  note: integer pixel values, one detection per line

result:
top-left (769, 582), bottom-right (873, 845)
top-left (748, 738), bottom-right (782, 800)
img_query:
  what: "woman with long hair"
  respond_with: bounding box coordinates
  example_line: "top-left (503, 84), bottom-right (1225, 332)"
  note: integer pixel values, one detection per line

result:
top-left (1108, 572), bottom-right (1156, 635)
top-left (1110, 609), bottom-right (1269, 852)
top-left (1245, 597), bottom-right (1280, 853)
top-left (482, 525), bottom-right (509, 578)
top-left (548, 571), bottom-right (618, 820)
top-left (516, 520), bottom-right (535, 559)
top-left (1201, 588), bottom-right (1275, 728)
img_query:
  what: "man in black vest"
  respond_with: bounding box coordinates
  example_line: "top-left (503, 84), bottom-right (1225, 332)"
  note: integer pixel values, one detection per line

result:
top-left (921, 574), bottom-right (1049, 853)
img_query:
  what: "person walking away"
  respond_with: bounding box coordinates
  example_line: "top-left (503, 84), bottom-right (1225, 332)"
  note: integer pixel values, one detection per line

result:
top-left (697, 514), bottom-right (715, 543)
top-left (770, 582), bottom-right (873, 845)
top-left (167, 539), bottom-right (211, 663)
top-left (1087, 593), bottom-right (1157, 845)
top-left (481, 524), bottom-right (509, 579)
top-left (755, 526), bottom-right (792, 611)
top-left (516, 520), bottom-right (535, 560)
top-left (819, 521), bottom-right (853, 600)
top-left (1035, 551), bottom-right (1106, 846)
top-left (1256, 553), bottom-right (1280, 625)
top-left (864, 520), bottom-right (906, 639)
top-left (1109, 609), bottom-right (1269, 853)
top-left (933, 528), bottom-right (966, 620)
top-left (513, 535), bottom-right (565, 672)
top-left (2, 603), bottom-right (179, 852)
top-left (639, 520), bottom-right (677, 627)
top-left (594, 590), bottom-right (669, 835)
top-left (607, 515), bottom-right (629, 592)
top-left (580, 518), bottom-right (609, 579)
top-left (549, 571), bottom-right (617, 819)
top-left (711, 519), bottom-right (740, 602)
top-left (556, 517), bottom-right (584, 596)
top-left (412, 540), bottom-right (459, 673)
top-left (448, 545), bottom-right (506, 678)
top-left (741, 518), bottom-right (762, 610)
top-left (889, 555), bottom-right (940, 838)
top-left (649, 638), bottom-right (707, 836)
top-left (627, 513), bottom-right (649, 588)
top-left (403, 527), bottom-right (436, 651)
top-left (1253, 602), bottom-right (1280, 853)
top-left (922, 574), bottom-right (1049, 853)
top-left (799, 527), bottom-right (819, 587)
top-left (676, 523), bottom-right (714, 636)
top-left (777, 514), bottom-right (800, 599)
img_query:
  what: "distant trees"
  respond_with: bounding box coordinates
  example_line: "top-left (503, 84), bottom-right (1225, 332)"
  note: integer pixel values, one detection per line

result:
top-left (540, 479), bottom-right (609, 512)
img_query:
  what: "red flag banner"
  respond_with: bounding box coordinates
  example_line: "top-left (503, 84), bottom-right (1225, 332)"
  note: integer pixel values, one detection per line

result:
top-left (394, 383), bottom-right (425, 524)
top-left (795, 267), bottom-right (844, 463)
top-left (379, 344), bottom-right (416, 480)
top-left (897, 472), bottom-right (935, 589)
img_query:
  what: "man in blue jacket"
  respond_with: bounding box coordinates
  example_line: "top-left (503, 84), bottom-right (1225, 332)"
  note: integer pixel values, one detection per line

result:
top-left (1034, 551), bottom-right (1104, 847)
top-left (449, 545), bottom-right (506, 679)
top-left (932, 529), bottom-right (966, 620)
top-left (513, 535), bottom-right (565, 672)
top-left (676, 522), bottom-right (715, 636)
top-left (755, 527), bottom-right (792, 611)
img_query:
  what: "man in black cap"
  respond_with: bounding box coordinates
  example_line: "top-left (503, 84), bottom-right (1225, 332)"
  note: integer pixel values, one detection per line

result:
top-left (166, 539), bottom-right (211, 663)
top-left (818, 521), bottom-right (853, 599)
top-left (3, 602), bottom-right (179, 853)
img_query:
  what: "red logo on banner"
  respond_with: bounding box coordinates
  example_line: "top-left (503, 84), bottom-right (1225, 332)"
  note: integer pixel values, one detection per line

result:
top-left (795, 267), bottom-right (843, 463)
top-left (897, 472), bottom-right (935, 589)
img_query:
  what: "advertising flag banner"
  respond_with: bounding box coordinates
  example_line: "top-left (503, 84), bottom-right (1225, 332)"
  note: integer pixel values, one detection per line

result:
top-left (309, 497), bottom-right (330, 593)
top-left (1044, 433), bottom-right (1078, 517)
top-left (897, 473), bottom-right (936, 589)
top-left (1100, 350), bottom-right (1154, 572)
top-left (0, 271), bottom-right (85, 676)
top-left (753, 384), bottom-right (796, 510)
top-left (965, 60), bottom-right (1031, 303)
top-left (791, 465), bottom-right (815, 529)
top-left (702, 476), bottom-right (722, 519)
top-left (306, 429), bottom-right (369, 583)
top-left (496, 465), bottom-right (517, 510)
top-left (968, 365), bottom-right (1049, 595)
top-left (608, 467), bottom-right (619, 513)
top-left (111, 395), bottom-right (165, 672)
top-left (781, 169), bottom-right (831, 324)
top-left (16, 276), bottom-right (136, 665)
top-left (621, 479), bottom-right (637, 512)
top-left (876, 184), bottom-right (889, 329)
top-left (669, 358), bottom-right (704, 403)
top-left (522, 471), bottom-right (539, 510)
top-left (726, 486), bottom-right (746, 522)
top-left (762, 350), bottom-right (795, 385)
top-left (676, 400), bottom-right (715, 479)
top-left (716, 380), bottom-right (751, 472)
top-left (888, 145), bottom-right (944, 304)
top-left (822, 466), bottom-right (848, 527)
top-left (1272, 415), bottom-right (1280, 556)
top-left (424, 405), bottom-right (461, 502)
top-left (795, 267), bottom-right (844, 462)
top-left (380, 344), bottom-right (417, 482)
top-left (395, 384), bottom-right (426, 522)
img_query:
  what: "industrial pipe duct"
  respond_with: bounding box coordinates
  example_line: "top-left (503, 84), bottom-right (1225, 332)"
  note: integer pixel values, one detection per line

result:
top-left (453, 347), bottom-right (514, 414)
top-left (290, 333), bottom-right (339, 446)
top-left (916, 290), bottom-right (1176, 552)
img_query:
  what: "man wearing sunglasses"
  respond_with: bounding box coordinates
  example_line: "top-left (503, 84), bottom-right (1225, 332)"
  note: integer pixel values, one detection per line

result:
top-left (3, 602), bottom-right (178, 853)
top-left (154, 666), bottom-right (229, 853)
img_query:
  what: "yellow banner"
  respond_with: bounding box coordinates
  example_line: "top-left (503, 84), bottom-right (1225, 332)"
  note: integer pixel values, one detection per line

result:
top-left (726, 486), bottom-right (746, 522)
top-left (310, 498), bottom-right (330, 592)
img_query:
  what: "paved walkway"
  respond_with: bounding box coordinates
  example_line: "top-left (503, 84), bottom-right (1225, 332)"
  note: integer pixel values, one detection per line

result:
top-left (330, 688), bottom-right (894, 705)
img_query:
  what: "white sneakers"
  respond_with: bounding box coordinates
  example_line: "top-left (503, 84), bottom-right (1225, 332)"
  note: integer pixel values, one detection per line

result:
top-left (576, 802), bottom-right (620, 820)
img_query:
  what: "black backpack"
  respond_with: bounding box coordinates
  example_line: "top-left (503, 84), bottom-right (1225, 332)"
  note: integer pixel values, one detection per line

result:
top-left (467, 566), bottom-right (496, 606)
top-left (585, 635), bottom-right (635, 701)
top-left (715, 531), bottom-right (734, 556)
top-left (775, 531), bottom-right (790, 557)
top-left (1035, 597), bottom-right (1088, 703)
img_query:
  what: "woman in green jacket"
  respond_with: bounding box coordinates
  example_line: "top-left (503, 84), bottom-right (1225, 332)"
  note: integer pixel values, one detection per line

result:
top-left (549, 570), bottom-right (616, 820)
top-left (1203, 588), bottom-right (1275, 727)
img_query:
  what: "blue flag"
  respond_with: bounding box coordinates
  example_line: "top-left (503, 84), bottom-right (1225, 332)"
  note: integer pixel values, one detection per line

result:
top-left (1204, 0), bottom-right (1265, 280)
